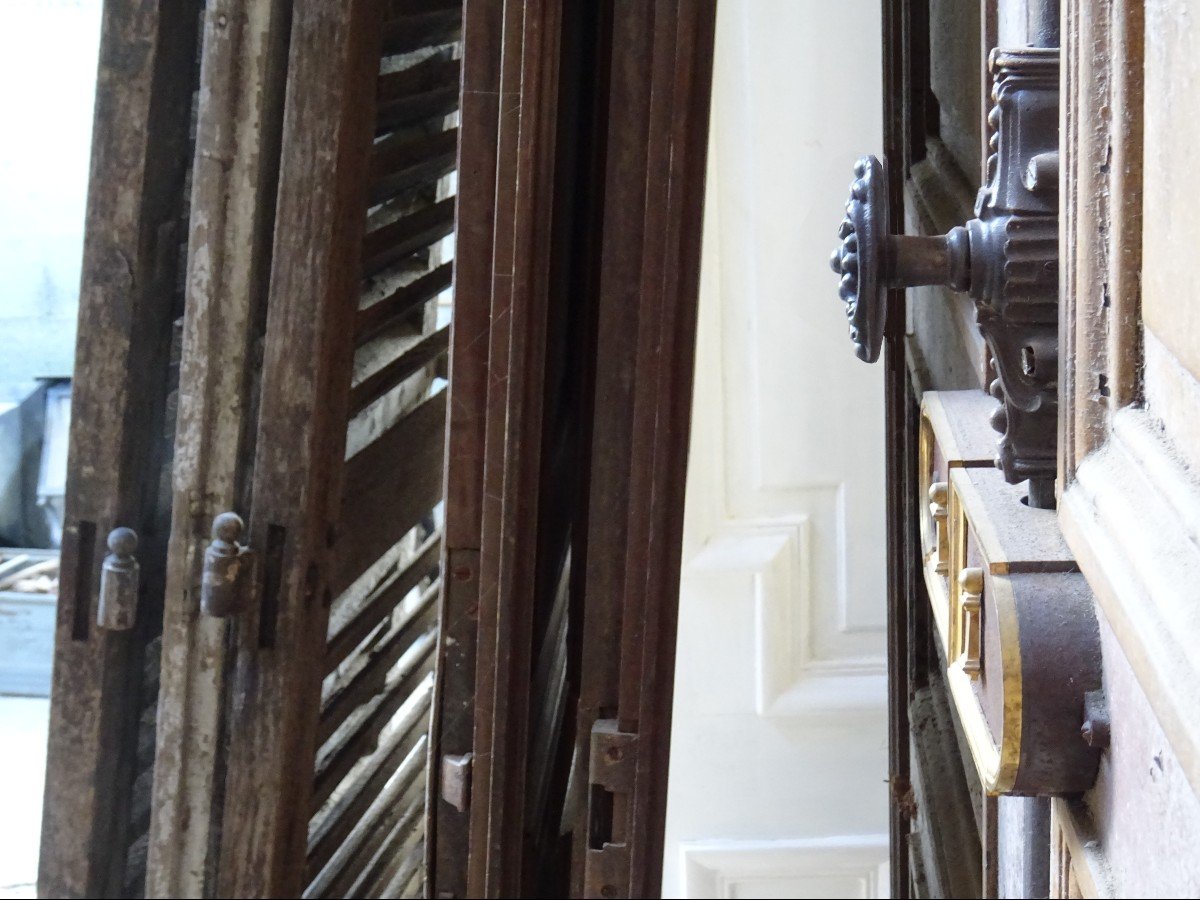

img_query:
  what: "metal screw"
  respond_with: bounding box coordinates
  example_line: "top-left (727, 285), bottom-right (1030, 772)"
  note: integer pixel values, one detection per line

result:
top-left (1081, 690), bottom-right (1110, 749)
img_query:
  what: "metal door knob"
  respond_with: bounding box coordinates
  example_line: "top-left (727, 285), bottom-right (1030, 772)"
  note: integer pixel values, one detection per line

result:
top-left (829, 48), bottom-right (1061, 507)
top-left (830, 155), bottom-right (969, 363)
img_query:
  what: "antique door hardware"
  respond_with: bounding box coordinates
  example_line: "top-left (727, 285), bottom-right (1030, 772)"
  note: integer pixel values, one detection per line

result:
top-left (943, 464), bottom-right (1102, 795)
top-left (919, 390), bottom-right (1104, 796)
top-left (583, 719), bottom-right (639, 899)
top-left (200, 512), bottom-right (256, 617)
top-left (97, 527), bottom-right (140, 630)
top-left (831, 48), bottom-right (1060, 507)
top-left (1080, 691), bottom-right (1110, 750)
top-left (929, 480), bottom-right (949, 576)
top-left (956, 566), bottom-right (984, 678)
top-left (918, 390), bottom-right (1002, 652)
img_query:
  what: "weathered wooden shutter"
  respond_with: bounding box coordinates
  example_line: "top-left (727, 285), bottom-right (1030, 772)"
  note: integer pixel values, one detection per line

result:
top-left (205, 4), bottom-right (461, 897)
top-left (43, 3), bottom-right (715, 897)
top-left (39, 4), bottom-right (205, 897)
top-left (42, 3), bottom-right (461, 898)
top-left (301, 4), bottom-right (460, 896)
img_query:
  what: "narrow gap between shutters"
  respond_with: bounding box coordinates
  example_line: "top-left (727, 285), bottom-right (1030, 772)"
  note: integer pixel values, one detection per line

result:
top-left (70, 520), bottom-right (96, 641)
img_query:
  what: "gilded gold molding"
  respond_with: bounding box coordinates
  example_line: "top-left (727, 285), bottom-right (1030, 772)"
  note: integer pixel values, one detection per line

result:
top-left (956, 566), bottom-right (983, 678)
top-left (918, 408), bottom-right (952, 655)
top-left (946, 571), bottom-right (1023, 794)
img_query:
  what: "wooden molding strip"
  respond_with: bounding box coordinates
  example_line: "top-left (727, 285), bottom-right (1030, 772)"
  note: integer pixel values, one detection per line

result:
top-left (1050, 797), bottom-right (1113, 899)
top-left (1060, 406), bottom-right (1200, 801)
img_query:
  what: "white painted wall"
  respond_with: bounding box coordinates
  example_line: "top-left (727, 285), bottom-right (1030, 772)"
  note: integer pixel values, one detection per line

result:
top-left (0, 0), bottom-right (102, 385)
top-left (664, 2), bottom-right (889, 896)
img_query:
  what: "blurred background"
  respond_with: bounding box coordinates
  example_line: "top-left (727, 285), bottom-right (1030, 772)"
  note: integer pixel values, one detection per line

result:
top-left (0, 2), bottom-right (101, 897)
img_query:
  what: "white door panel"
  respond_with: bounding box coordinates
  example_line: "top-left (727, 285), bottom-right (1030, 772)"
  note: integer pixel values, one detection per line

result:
top-left (664, 2), bottom-right (889, 896)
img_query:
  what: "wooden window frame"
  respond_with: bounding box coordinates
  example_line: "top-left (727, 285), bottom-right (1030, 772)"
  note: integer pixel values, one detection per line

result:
top-left (1056, 0), bottom-right (1200, 801)
top-left (430, 2), bottom-right (716, 897)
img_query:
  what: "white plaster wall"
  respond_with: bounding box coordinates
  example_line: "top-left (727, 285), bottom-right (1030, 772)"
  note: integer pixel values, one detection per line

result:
top-left (664, 2), bottom-right (890, 896)
top-left (0, 1), bottom-right (102, 384)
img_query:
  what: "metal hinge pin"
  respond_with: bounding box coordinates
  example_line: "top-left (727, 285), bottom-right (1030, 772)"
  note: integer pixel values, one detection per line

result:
top-left (97, 527), bottom-right (139, 630)
top-left (201, 512), bottom-right (255, 617)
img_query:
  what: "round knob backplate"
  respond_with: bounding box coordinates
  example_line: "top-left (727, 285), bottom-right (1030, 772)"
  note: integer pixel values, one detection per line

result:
top-left (830, 155), bottom-right (889, 363)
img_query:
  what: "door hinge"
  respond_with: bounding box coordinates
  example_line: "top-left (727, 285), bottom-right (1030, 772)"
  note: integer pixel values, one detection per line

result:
top-left (440, 752), bottom-right (473, 812)
top-left (583, 718), bottom-right (638, 899)
top-left (97, 527), bottom-right (139, 630)
top-left (200, 512), bottom-right (256, 617)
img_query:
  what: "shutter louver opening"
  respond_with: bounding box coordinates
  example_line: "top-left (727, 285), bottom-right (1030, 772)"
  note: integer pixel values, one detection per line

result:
top-left (303, 5), bottom-right (461, 898)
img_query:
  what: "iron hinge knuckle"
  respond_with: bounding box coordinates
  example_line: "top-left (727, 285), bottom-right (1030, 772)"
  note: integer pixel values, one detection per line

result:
top-left (97, 526), bottom-right (139, 630)
top-left (200, 511), bottom-right (256, 617)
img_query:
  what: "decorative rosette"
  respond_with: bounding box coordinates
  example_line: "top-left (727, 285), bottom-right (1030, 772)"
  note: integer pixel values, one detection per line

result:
top-left (829, 155), bottom-right (887, 363)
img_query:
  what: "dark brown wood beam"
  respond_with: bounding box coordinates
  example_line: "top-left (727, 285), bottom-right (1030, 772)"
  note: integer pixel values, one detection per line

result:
top-left (39, 3), bottom-right (204, 896)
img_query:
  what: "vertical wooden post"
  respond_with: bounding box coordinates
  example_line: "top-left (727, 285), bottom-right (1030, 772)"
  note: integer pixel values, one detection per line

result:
top-left (145, 2), bottom-right (292, 895)
top-left (881, 1), bottom-right (914, 897)
top-left (215, 3), bottom-right (380, 896)
top-left (468, 0), bottom-right (565, 894)
top-left (439, 3), bottom-right (716, 896)
top-left (428, 0), bottom-right (502, 895)
top-left (39, 3), bottom-right (203, 896)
